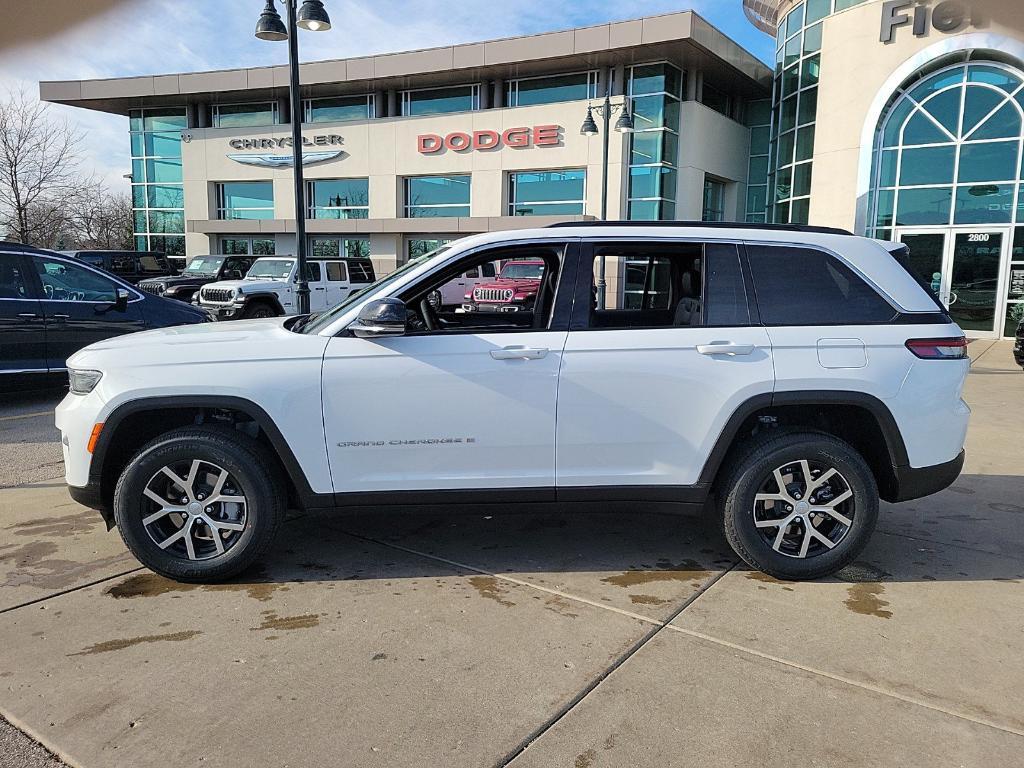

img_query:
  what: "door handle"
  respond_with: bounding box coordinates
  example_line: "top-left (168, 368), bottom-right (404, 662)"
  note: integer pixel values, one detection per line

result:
top-left (51, 314), bottom-right (71, 321)
top-left (17, 313), bottom-right (38, 319)
top-left (948, 292), bottom-right (958, 306)
top-left (314, 287), bottom-right (325, 291)
top-left (490, 346), bottom-right (549, 360)
top-left (697, 342), bottom-right (755, 356)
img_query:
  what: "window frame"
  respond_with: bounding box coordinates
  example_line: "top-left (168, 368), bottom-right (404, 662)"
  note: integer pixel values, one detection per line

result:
top-left (506, 70), bottom-right (599, 107)
top-left (388, 240), bottom-right (579, 337)
top-left (216, 181), bottom-right (276, 220)
top-left (302, 95), bottom-right (374, 123)
top-left (306, 178), bottom-right (370, 220)
top-left (0, 253), bottom-right (37, 301)
top-left (508, 169), bottom-right (587, 217)
top-left (403, 175), bottom-right (471, 218)
top-left (27, 255), bottom-right (141, 305)
top-left (743, 241), bottom-right (901, 327)
top-left (568, 238), bottom-right (758, 331)
top-left (211, 101), bottom-right (280, 128)
top-left (399, 84), bottom-right (480, 117)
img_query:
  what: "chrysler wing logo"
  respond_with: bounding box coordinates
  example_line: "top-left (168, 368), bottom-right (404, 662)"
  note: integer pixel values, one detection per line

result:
top-left (227, 150), bottom-right (346, 168)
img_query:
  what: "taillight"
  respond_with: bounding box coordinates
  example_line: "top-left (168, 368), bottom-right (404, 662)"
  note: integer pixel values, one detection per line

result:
top-left (905, 336), bottom-right (968, 360)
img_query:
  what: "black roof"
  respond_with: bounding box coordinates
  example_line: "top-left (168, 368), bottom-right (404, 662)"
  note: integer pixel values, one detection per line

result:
top-left (546, 221), bottom-right (854, 236)
top-left (0, 242), bottom-right (63, 256)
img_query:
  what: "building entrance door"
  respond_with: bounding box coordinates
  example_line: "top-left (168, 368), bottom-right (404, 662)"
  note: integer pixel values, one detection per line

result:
top-left (896, 228), bottom-right (1011, 339)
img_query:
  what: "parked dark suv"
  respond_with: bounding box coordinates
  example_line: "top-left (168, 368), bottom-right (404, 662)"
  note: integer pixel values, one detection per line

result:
top-left (138, 255), bottom-right (255, 303)
top-left (1, 244), bottom-right (207, 388)
top-left (62, 250), bottom-right (176, 285)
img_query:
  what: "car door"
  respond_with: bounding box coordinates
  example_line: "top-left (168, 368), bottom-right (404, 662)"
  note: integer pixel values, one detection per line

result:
top-left (321, 241), bottom-right (576, 497)
top-left (323, 260), bottom-right (351, 307)
top-left (555, 239), bottom-right (775, 494)
top-left (28, 254), bottom-right (146, 370)
top-left (0, 252), bottom-right (47, 373)
top-left (306, 262), bottom-right (329, 311)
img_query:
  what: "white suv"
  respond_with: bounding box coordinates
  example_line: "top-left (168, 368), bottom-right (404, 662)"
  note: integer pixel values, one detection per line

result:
top-left (196, 255), bottom-right (375, 320)
top-left (56, 224), bottom-right (970, 582)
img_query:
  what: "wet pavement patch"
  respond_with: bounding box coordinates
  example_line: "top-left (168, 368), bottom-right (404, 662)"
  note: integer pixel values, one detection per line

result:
top-left (68, 630), bottom-right (202, 656)
top-left (468, 575), bottom-right (515, 607)
top-left (601, 559), bottom-right (709, 588)
top-left (105, 571), bottom-right (285, 602)
top-left (251, 611), bottom-right (320, 631)
top-left (7, 510), bottom-right (97, 538)
top-left (843, 583), bottom-right (893, 619)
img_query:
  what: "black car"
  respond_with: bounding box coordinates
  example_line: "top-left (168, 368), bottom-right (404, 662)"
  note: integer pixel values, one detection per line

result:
top-left (1014, 316), bottom-right (1024, 368)
top-left (62, 250), bottom-right (177, 285)
top-left (1, 244), bottom-right (208, 387)
top-left (137, 254), bottom-right (254, 303)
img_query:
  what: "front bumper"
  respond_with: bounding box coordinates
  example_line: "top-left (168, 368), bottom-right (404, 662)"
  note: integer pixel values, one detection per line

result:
top-left (198, 303), bottom-right (244, 320)
top-left (462, 303), bottom-right (523, 313)
top-left (889, 450), bottom-right (965, 503)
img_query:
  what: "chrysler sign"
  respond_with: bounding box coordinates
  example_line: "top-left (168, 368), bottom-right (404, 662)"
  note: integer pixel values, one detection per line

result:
top-left (418, 125), bottom-right (562, 154)
top-left (227, 134), bottom-right (346, 168)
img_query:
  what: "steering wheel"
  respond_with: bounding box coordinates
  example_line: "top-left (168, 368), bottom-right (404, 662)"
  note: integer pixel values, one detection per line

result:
top-left (418, 297), bottom-right (438, 332)
top-left (70, 290), bottom-right (85, 301)
top-left (43, 284), bottom-right (54, 299)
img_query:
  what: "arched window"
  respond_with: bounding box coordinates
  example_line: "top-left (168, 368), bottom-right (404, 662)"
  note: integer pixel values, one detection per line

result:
top-left (869, 59), bottom-right (1024, 239)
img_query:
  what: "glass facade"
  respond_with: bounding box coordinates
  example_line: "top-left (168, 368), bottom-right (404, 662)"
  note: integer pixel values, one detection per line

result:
top-left (130, 107), bottom-right (186, 256)
top-left (310, 237), bottom-right (371, 259)
top-left (768, 0), bottom-right (826, 224)
top-left (626, 63), bottom-right (683, 220)
top-left (217, 182), bottom-right (275, 220)
top-left (304, 96), bottom-right (373, 123)
top-left (401, 85), bottom-right (479, 116)
top-left (212, 102), bottom-right (279, 128)
top-left (407, 237), bottom-right (454, 264)
top-left (219, 237), bottom-right (276, 256)
top-left (702, 177), bottom-right (726, 221)
top-left (308, 178), bottom-right (369, 219)
top-left (744, 99), bottom-right (772, 223)
top-left (404, 175), bottom-right (471, 217)
top-left (869, 61), bottom-right (1024, 238)
top-left (507, 72), bottom-right (598, 107)
top-left (508, 170), bottom-right (586, 216)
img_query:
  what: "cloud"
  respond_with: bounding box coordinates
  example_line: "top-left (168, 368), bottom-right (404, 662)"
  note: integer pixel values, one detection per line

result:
top-left (0, 0), bottom-right (773, 191)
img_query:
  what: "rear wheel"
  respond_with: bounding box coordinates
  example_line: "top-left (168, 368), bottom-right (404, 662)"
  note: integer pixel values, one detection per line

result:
top-left (113, 426), bottom-right (285, 582)
top-left (719, 432), bottom-right (878, 580)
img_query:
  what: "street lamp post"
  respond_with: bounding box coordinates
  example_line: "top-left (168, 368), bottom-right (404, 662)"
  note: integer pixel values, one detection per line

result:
top-left (255, 0), bottom-right (332, 315)
top-left (581, 90), bottom-right (633, 309)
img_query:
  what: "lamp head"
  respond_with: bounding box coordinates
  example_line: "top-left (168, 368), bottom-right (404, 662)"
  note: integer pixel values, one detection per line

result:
top-left (297, 0), bottom-right (332, 31)
top-left (614, 105), bottom-right (635, 133)
top-left (580, 107), bottom-right (599, 137)
top-left (255, 0), bottom-right (288, 41)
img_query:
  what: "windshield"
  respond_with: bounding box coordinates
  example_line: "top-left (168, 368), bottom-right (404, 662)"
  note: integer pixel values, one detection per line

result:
top-left (299, 246), bottom-right (451, 335)
top-left (246, 259), bottom-right (294, 279)
top-left (499, 261), bottom-right (544, 280)
top-left (183, 256), bottom-right (226, 276)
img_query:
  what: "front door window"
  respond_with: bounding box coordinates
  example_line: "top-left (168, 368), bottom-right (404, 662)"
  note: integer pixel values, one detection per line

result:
top-left (948, 231), bottom-right (1003, 335)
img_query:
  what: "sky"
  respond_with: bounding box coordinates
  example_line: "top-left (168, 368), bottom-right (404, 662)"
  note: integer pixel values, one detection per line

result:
top-left (0, 0), bottom-right (773, 191)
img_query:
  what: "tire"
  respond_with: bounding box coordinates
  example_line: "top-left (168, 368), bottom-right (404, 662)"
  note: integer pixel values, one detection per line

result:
top-left (113, 426), bottom-right (286, 582)
top-left (242, 301), bottom-right (277, 319)
top-left (719, 431), bottom-right (878, 580)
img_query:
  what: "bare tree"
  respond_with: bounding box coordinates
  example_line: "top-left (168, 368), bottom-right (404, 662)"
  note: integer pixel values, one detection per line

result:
top-left (69, 182), bottom-right (134, 250)
top-left (0, 88), bottom-right (83, 246)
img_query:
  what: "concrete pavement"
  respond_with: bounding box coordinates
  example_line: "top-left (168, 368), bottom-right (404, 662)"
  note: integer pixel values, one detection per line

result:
top-left (0, 343), bottom-right (1021, 767)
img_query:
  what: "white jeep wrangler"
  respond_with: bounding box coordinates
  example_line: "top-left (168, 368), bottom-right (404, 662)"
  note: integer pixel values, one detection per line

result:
top-left (196, 255), bottom-right (375, 320)
top-left (57, 223), bottom-right (970, 582)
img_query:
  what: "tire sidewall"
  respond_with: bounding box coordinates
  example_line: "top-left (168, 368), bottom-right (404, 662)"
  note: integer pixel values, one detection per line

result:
top-left (114, 432), bottom-right (278, 580)
top-left (245, 303), bottom-right (276, 319)
top-left (726, 437), bottom-right (879, 579)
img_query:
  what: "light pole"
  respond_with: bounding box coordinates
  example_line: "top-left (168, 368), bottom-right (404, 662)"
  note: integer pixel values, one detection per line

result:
top-left (255, 0), bottom-right (332, 315)
top-left (581, 90), bottom-right (633, 309)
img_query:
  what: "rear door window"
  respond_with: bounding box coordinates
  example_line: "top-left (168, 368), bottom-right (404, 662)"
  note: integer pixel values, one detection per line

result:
top-left (746, 245), bottom-right (897, 325)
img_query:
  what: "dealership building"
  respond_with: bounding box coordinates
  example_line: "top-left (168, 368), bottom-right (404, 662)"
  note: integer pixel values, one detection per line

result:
top-left (40, 0), bottom-right (1024, 337)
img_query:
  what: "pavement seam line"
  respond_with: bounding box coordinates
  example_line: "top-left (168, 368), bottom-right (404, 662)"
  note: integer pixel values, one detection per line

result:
top-left (335, 528), bottom-right (741, 766)
top-left (876, 527), bottom-right (1024, 563)
top-left (0, 411), bottom-right (52, 423)
top-left (0, 567), bottom-right (144, 616)
top-left (662, 624), bottom-right (1024, 739)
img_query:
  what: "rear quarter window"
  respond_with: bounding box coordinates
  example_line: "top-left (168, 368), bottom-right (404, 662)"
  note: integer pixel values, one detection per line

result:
top-left (746, 244), bottom-right (897, 325)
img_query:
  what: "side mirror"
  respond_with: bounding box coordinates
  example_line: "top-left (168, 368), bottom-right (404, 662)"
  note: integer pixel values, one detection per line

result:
top-left (113, 288), bottom-right (130, 313)
top-left (352, 297), bottom-right (407, 338)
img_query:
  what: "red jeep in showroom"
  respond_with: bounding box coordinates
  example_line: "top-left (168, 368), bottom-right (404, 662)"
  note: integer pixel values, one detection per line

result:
top-left (462, 258), bottom-right (545, 313)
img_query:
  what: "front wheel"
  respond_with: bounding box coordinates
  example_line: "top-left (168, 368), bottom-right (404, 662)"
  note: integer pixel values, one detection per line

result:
top-left (113, 426), bottom-right (285, 582)
top-left (719, 432), bottom-right (878, 580)
top-left (242, 302), bottom-right (277, 319)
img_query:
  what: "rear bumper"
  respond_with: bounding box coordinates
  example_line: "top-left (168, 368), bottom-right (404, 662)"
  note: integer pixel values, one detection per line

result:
top-left (889, 450), bottom-right (965, 503)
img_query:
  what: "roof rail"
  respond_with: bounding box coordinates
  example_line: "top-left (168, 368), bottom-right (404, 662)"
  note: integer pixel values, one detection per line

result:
top-left (0, 241), bottom-right (60, 255)
top-left (546, 220), bottom-right (854, 236)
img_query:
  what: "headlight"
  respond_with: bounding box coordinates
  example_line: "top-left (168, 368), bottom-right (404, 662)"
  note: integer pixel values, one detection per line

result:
top-left (68, 369), bottom-right (103, 395)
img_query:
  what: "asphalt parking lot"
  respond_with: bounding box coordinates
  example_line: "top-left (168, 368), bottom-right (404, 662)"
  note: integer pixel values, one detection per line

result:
top-left (1, 341), bottom-right (1022, 768)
